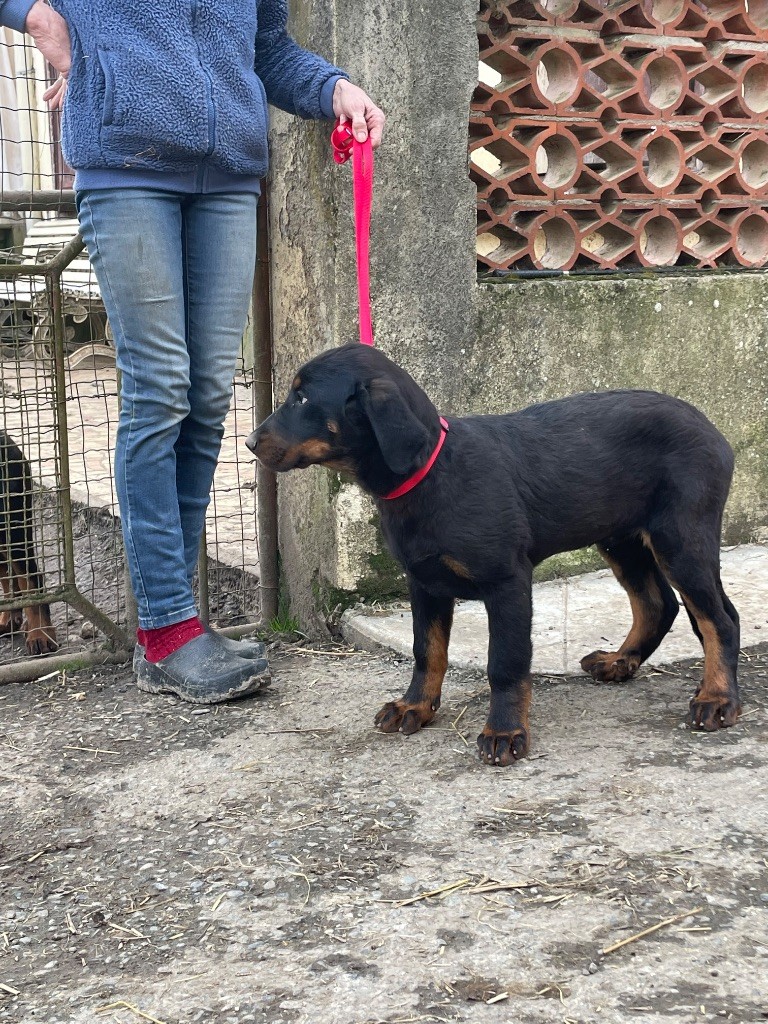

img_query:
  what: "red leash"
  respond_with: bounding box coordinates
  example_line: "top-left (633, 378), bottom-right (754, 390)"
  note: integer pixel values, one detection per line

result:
top-left (331, 120), bottom-right (374, 347)
top-left (331, 120), bottom-right (449, 500)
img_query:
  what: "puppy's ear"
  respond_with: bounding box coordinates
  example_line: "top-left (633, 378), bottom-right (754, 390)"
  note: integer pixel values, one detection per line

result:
top-left (357, 378), bottom-right (430, 476)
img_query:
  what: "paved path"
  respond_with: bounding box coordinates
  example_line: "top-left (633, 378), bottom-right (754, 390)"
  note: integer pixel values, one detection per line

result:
top-left (344, 544), bottom-right (768, 674)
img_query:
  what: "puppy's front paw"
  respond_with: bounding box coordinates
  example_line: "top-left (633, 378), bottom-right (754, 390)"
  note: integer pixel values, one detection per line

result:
top-left (374, 699), bottom-right (436, 735)
top-left (476, 726), bottom-right (530, 766)
top-left (690, 693), bottom-right (741, 731)
top-left (581, 649), bottom-right (640, 682)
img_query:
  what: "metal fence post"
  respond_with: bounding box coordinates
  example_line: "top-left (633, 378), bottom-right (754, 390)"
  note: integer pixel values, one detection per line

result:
top-left (252, 186), bottom-right (278, 626)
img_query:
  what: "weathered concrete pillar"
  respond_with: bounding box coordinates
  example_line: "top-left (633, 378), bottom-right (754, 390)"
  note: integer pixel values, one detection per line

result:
top-left (267, 1), bottom-right (479, 632)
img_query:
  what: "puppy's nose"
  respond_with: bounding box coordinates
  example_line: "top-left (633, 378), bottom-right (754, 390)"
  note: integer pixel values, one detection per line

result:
top-left (245, 424), bottom-right (263, 454)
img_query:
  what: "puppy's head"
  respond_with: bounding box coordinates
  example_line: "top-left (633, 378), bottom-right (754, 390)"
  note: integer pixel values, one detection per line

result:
top-left (246, 343), bottom-right (439, 491)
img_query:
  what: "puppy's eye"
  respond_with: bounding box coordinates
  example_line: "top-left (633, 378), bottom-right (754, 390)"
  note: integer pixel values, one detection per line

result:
top-left (296, 390), bottom-right (308, 405)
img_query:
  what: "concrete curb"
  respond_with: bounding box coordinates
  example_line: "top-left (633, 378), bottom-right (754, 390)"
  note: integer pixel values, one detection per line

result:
top-left (342, 544), bottom-right (768, 676)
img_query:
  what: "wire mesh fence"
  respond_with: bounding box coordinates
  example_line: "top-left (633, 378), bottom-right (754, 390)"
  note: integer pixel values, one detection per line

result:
top-left (1, 31), bottom-right (268, 680)
top-left (0, 235), bottom-right (128, 665)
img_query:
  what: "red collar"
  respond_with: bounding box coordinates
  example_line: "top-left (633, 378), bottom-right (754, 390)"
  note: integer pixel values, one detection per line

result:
top-left (381, 418), bottom-right (449, 501)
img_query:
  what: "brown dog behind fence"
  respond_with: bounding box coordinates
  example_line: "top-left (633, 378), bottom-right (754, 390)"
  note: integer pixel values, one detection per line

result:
top-left (0, 428), bottom-right (58, 655)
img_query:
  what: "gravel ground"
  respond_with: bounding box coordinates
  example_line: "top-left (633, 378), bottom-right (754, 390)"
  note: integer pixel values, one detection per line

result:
top-left (0, 496), bottom-right (260, 668)
top-left (1, 640), bottom-right (767, 1024)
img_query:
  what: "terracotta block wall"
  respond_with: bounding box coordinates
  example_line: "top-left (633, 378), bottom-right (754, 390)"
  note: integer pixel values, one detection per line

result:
top-left (472, 1), bottom-right (768, 270)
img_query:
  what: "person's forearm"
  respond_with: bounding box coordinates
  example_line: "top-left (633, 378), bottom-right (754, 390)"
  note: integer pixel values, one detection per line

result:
top-left (22, 0), bottom-right (71, 80)
top-left (255, 27), bottom-right (346, 120)
top-left (24, 0), bottom-right (53, 33)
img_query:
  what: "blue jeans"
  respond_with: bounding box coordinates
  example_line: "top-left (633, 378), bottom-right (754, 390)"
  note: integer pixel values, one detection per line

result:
top-left (77, 189), bottom-right (259, 629)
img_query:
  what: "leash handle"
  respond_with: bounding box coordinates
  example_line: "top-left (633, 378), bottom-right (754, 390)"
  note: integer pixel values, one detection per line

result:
top-left (331, 120), bottom-right (374, 347)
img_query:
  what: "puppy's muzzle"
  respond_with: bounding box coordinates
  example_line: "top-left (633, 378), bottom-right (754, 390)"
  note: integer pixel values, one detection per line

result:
top-left (247, 421), bottom-right (321, 472)
top-left (245, 422), bottom-right (284, 470)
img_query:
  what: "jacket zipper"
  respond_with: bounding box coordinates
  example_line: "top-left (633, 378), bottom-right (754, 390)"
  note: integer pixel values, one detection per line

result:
top-left (191, 0), bottom-right (217, 189)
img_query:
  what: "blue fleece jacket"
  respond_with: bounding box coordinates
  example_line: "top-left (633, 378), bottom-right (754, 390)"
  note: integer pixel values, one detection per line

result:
top-left (0, 0), bottom-right (346, 192)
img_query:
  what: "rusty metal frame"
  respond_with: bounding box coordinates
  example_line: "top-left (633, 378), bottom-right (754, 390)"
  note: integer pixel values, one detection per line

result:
top-left (1, 191), bottom-right (280, 682)
top-left (1, 234), bottom-right (131, 679)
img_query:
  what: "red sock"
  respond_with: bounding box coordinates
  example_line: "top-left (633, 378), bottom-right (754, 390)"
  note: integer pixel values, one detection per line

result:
top-left (138, 616), bottom-right (205, 663)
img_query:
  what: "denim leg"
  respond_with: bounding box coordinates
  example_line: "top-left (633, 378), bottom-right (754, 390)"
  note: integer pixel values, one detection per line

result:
top-left (77, 189), bottom-right (197, 629)
top-left (77, 189), bottom-right (258, 628)
top-left (176, 193), bottom-right (258, 580)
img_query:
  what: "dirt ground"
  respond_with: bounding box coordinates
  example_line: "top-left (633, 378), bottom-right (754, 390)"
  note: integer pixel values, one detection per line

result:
top-left (1, 639), bottom-right (767, 1024)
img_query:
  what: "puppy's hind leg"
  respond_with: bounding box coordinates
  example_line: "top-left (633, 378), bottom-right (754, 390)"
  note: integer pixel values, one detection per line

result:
top-left (581, 536), bottom-right (679, 683)
top-left (477, 569), bottom-right (533, 766)
top-left (648, 525), bottom-right (740, 731)
top-left (375, 578), bottom-right (454, 735)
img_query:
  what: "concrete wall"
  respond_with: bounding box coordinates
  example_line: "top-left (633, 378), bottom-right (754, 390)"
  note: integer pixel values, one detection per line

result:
top-left (472, 275), bottom-right (768, 574)
top-left (268, 3), bottom-right (768, 632)
top-left (268, 0), bottom-right (478, 631)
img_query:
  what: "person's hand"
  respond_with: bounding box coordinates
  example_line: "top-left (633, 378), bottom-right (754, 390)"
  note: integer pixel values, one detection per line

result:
top-left (332, 80), bottom-right (385, 149)
top-left (43, 75), bottom-right (67, 110)
top-left (25, 0), bottom-right (71, 110)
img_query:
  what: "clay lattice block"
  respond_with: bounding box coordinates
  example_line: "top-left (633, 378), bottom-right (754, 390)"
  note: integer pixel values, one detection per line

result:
top-left (472, 0), bottom-right (768, 270)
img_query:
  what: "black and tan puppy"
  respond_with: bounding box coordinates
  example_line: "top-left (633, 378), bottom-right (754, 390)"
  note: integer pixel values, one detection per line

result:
top-left (0, 429), bottom-right (58, 656)
top-left (247, 343), bottom-right (740, 766)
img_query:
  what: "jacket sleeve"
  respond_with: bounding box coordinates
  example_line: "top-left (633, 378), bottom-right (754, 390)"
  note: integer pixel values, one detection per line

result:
top-left (0, 0), bottom-right (35, 32)
top-left (254, 0), bottom-right (348, 120)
